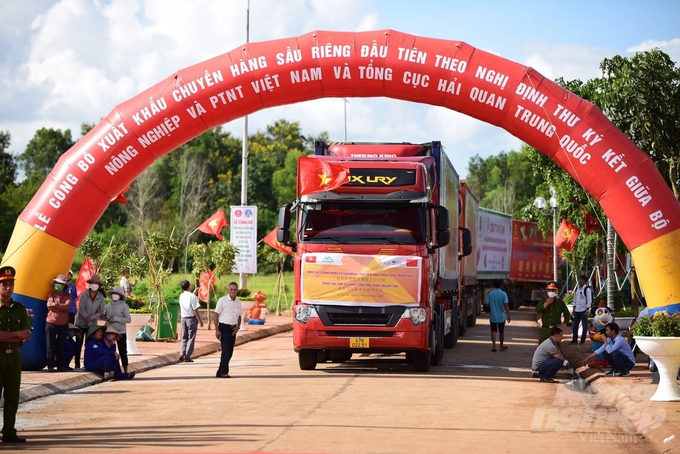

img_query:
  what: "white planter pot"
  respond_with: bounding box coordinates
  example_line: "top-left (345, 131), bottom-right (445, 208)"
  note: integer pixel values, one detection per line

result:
top-left (615, 317), bottom-right (635, 330)
top-left (635, 336), bottom-right (680, 401)
top-left (240, 301), bottom-right (255, 331)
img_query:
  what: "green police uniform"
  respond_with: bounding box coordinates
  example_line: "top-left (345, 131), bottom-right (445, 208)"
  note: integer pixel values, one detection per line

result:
top-left (536, 297), bottom-right (571, 344)
top-left (0, 298), bottom-right (31, 438)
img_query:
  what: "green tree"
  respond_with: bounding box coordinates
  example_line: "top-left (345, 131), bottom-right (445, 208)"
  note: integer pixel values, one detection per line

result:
top-left (0, 131), bottom-right (18, 252)
top-left (18, 128), bottom-right (75, 185)
top-left (466, 145), bottom-right (543, 217)
top-left (597, 50), bottom-right (680, 199)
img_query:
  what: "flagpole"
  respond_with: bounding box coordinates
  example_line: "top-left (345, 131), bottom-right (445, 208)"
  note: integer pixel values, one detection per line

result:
top-left (239, 0), bottom-right (250, 291)
top-left (184, 228), bottom-right (199, 276)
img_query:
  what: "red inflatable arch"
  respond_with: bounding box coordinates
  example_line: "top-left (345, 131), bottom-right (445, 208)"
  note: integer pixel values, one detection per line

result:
top-left (4, 29), bottom-right (680, 318)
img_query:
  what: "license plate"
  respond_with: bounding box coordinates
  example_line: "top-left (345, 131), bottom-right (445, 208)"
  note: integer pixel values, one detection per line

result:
top-left (350, 337), bottom-right (369, 348)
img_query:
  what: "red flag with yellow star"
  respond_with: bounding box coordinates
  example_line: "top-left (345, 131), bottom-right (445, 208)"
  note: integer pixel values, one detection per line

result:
top-left (263, 227), bottom-right (293, 255)
top-left (554, 218), bottom-right (581, 252)
top-left (298, 157), bottom-right (350, 196)
top-left (197, 209), bottom-right (228, 240)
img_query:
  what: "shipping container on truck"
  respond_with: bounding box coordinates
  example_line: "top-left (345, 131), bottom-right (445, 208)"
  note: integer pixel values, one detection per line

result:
top-left (458, 182), bottom-right (482, 335)
top-left (276, 141), bottom-right (473, 372)
top-left (477, 208), bottom-right (554, 308)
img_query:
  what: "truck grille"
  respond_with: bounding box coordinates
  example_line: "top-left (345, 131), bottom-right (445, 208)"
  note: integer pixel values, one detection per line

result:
top-left (325, 331), bottom-right (395, 338)
top-left (316, 305), bottom-right (404, 327)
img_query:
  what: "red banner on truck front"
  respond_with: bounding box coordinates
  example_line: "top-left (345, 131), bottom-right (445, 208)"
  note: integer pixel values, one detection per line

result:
top-left (301, 254), bottom-right (422, 305)
top-left (509, 220), bottom-right (554, 282)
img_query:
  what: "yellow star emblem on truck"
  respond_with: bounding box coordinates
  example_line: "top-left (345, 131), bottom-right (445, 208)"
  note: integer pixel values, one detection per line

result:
top-left (318, 172), bottom-right (332, 186)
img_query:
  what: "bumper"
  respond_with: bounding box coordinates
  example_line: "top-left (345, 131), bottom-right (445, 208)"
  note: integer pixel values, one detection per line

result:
top-left (293, 318), bottom-right (429, 352)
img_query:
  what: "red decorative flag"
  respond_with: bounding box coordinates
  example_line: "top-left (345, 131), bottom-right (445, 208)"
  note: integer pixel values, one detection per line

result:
top-left (112, 185), bottom-right (131, 204)
top-left (298, 157), bottom-right (350, 196)
top-left (554, 218), bottom-right (581, 252)
top-left (75, 257), bottom-right (97, 307)
top-left (262, 227), bottom-right (293, 255)
top-left (584, 212), bottom-right (601, 235)
top-left (571, 197), bottom-right (601, 234)
top-left (198, 269), bottom-right (216, 303)
top-left (197, 209), bottom-right (228, 240)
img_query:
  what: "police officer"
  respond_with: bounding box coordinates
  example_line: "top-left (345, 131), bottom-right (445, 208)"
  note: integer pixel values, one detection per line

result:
top-left (535, 281), bottom-right (571, 345)
top-left (0, 266), bottom-right (32, 443)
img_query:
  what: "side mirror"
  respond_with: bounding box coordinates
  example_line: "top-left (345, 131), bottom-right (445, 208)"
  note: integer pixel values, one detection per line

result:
top-left (277, 204), bottom-right (292, 243)
top-left (436, 231), bottom-right (450, 247)
top-left (437, 207), bottom-right (450, 232)
top-left (435, 206), bottom-right (450, 248)
top-left (460, 227), bottom-right (472, 257)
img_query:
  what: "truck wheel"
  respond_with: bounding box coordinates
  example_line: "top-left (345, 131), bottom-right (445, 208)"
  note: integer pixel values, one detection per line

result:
top-left (299, 349), bottom-right (317, 370)
top-left (458, 300), bottom-right (468, 336)
top-left (444, 305), bottom-right (459, 348)
top-left (431, 319), bottom-right (443, 366)
top-left (467, 300), bottom-right (477, 327)
top-left (413, 350), bottom-right (431, 372)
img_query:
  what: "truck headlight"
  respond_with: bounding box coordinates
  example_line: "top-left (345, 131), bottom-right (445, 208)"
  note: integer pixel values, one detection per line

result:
top-left (401, 307), bottom-right (427, 326)
top-left (294, 305), bottom-right (319, 324)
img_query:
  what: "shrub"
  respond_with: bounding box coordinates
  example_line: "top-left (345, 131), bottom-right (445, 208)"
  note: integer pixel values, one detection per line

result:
top-left (126, 295), bottom-right (146, 310)
top-left (631, 312), bottom-right (680, 337)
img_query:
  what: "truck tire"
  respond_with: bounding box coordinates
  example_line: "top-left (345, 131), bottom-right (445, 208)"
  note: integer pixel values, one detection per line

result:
top-left (431, 317), bottom-right (443, 366)
top-left (467, 298), bottom-right (477, 327)
top-left (458, 300), bottom-right (468, 336)
top-left (299, 349), bottom-right (317, 370)
top-left (444, 305), bottom-right (459, 348)
top-left (413, 350), bottom-right (431, 372)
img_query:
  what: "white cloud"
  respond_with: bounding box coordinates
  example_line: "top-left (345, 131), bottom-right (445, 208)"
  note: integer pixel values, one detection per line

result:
top-left (521, 42), bottom-right (613, 82)
top-left (627, 38), bottom-right (680, 64)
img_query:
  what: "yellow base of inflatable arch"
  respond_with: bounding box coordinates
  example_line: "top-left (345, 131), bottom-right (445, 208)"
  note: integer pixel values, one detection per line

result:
top-left (2, 220), bottom-right (77, 300)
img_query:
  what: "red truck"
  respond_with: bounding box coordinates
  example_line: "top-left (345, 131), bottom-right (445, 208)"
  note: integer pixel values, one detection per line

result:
top-left (276, 141), bottom-right (472, 372)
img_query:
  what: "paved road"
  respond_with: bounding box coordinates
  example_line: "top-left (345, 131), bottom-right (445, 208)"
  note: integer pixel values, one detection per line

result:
top-left (13, 309), bottom-right (654, 453)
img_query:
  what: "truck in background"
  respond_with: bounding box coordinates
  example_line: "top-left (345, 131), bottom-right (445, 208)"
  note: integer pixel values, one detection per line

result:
top-left (477, 208), bottom-right (553, 309)
top-left (276, 141), bottom-right (472, 372)
top-left (457, 182), bottom-right (482, 337)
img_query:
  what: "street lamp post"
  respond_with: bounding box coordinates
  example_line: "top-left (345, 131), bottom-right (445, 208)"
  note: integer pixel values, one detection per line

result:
top-left (533, 188), bottom-right (559, 283)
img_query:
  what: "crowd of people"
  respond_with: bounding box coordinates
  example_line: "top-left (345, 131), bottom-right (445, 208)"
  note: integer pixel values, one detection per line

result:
top-left (0, 267), bottom-right (247, 444)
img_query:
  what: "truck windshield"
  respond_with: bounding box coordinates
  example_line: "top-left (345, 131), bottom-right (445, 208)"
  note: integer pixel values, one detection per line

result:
top-left (300, 203), bottom-right (425, 245)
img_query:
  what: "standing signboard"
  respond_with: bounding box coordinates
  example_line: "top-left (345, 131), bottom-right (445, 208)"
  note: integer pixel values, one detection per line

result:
top-left (230, 206), bottom-right (258, 274)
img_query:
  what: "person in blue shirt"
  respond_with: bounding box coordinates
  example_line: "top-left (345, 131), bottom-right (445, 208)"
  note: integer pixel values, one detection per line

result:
top-left (487, 280), bottom-right (511, 352)
top-left (582, 322), bottom-right (636, 376)
top-left (66, 270), bottom-right (78, 325)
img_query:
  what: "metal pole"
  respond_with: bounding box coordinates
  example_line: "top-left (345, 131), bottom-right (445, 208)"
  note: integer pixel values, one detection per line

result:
top-left (343, 98), bottom-right (347, 142)
top-left (239, 0), bottom-right (250, 290)
top-left (184, 228), bottom-right (199, 276)
top-left (552, 207), bottom-right (558, 283)
top-left (606, 219), bottom-right (615, 310)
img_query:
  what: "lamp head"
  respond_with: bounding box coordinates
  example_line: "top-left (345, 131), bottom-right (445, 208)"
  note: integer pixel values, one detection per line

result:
top-left (533, 197), bottom-right (546, 209)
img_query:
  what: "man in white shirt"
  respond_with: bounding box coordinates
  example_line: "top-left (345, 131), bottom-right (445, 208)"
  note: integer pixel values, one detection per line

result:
top-left (570, 274), bottom-right (592, 345)
top-left (178, 280), bottom-right (203, 363)
top-left (213, 282), bottom-right (242, 378)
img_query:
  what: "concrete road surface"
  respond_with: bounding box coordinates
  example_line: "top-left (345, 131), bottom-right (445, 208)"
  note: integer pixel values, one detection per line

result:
top-left (13, 308), bottom-right (654, 453)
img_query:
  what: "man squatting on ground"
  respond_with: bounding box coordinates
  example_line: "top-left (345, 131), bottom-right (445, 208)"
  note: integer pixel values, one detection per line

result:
top-left (582, 322), bottom-right (636, 377)
top-left (532, 326), bottom-right (570, 383)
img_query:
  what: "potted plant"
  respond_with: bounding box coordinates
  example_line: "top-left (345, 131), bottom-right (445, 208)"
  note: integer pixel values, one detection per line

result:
top-left (614, 308), bottom-right (638, 330)
top-left (631, 312), bottom-right (680, 401)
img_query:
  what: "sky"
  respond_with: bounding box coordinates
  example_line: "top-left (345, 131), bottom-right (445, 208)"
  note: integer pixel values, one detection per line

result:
top-left (1, 0), bottom-right (679, 178)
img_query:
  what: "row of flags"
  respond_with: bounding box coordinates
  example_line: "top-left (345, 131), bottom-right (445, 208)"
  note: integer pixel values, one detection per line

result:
top-left (196, 209), bottom-right (292, 255)
top-left (554, 200), bottom-right (602, 252)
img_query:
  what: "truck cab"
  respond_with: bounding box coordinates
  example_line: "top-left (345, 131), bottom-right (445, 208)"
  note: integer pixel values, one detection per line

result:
top-left (277, 141), bottom-right (463, 372)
